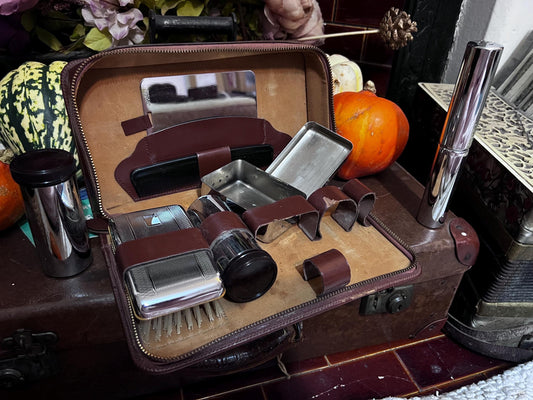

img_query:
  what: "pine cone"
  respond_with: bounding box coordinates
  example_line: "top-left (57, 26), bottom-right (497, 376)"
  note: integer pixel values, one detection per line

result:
top-left (379, 7), bottom-right (418, 50)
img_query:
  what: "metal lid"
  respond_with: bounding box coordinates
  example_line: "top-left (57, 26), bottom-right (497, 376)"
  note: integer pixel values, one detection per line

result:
top-left (10, 149), bottom-right (76, 187)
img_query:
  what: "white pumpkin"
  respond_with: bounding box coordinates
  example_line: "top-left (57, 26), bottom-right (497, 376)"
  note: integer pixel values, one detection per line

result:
top-left (327, 54), bottom-right (363, 95)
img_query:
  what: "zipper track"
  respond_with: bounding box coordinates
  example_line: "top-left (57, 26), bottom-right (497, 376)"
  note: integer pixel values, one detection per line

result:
top-left (69, 43), bottom-right (399, 365)
top-left (128, 213), bottom-right (417, 364)
top-left (68, 42), bottom-right (333, 219)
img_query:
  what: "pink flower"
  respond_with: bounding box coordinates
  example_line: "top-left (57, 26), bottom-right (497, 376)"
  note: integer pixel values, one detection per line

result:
top-left (0, 0), bottom-right (39, 15)
top-left (81, 0), bottom-right (144, 46)
top-left (262, 0), bottom-right (324, 42)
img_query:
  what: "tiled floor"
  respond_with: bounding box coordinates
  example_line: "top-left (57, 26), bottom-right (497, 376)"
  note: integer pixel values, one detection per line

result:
top-left (142, 333), bottom-right (513, 399)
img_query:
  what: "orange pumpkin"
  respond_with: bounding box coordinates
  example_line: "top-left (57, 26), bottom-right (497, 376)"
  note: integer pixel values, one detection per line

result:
top-left (0, 149), bottom-right (25, 231)
top-left (334, 90), bottom-right (409, 179)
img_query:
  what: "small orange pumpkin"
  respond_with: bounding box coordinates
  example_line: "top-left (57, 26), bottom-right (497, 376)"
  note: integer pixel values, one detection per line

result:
top-left (334, 90), bottom-right (409, 179)
top-left (0, 148), bottom-right (25, 231)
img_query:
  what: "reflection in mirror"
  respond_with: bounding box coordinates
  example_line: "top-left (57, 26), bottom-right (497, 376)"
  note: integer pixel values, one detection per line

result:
top-left (141, 70), bottom-right (257, 134)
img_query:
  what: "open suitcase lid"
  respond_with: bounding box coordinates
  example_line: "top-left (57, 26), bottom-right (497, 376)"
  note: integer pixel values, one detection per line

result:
top-left (61, 42), bottom-right (420, 373)
top-left (62, 41), bottom-right (334, 219)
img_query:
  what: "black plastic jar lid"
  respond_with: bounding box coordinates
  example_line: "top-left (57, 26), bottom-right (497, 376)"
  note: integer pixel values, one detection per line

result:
top-left (10, 148), bottom-right (76, 188)
top-left (222, 250), bottom-right (278, 303)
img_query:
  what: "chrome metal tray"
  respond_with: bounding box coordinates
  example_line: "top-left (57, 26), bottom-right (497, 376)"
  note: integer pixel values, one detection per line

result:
top-left (266, 122), bottom-right (353, 196)
top-left (201, 159), bottom-right (305, 210)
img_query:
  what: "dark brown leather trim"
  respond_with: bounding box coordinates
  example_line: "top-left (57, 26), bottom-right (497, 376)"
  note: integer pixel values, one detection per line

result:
top-left (121, 115), bottom-right (152, 136)
top-left (308, 186), bottom-right (358, 232)
top-left (242, 196), bottom-right (320, 242)
top-left (342, 179), bottom-right (376, 226)
top-left (114, 227), bottom-right (209, 274)
top-left (197, 146), bottom-right (232, 178)
top-left (200, 211), bottom-right (248, 244)
top-left (86, 217), bottom-right (110, 234)
top-left (114, 117), bottom-right (292, 200)
top-left (303, 249), bottom-right (351, 295)
top-left (449, 217), bottom-right (480, 266)
top-left (186, 323), bottom-right (303, 376)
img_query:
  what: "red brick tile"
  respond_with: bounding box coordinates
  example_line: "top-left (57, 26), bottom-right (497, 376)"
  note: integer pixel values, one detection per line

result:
top-left (320, 24), bottom-right (365, 61)
top-left (327, 339), bottom-right (407, 365)
top-left (395, 336), bottom-right (508, 389)
top-left (207, 386), bottom-right (266, 400)
top-left (263, 352), bottom-right (417, 399)
top-left (335, 0), bottom-right (406, 26)
top-left (361, 31), bottom-right (395, 65)
top-left (182, 360), bottom-right (284, 399)
top-left (418, 373), bottom-right (485, 396)
top-left (318, 0), bottom-right (335, 22)
top-left (283, 355), bottom-right (329, 375)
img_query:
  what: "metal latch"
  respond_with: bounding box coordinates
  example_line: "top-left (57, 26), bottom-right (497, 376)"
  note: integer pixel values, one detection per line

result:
top-left (0, 329), bottom-right (58, 388)
top-left (360, 285), bottom-right (414, 315)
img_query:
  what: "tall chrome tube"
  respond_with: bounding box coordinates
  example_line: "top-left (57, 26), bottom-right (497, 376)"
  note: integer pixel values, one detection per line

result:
top-left (417, 40), bottom-right (503, 229)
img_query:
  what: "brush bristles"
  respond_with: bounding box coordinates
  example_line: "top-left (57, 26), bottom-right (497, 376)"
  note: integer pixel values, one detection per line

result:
top-left (138, 299), bottom-right (226, 341)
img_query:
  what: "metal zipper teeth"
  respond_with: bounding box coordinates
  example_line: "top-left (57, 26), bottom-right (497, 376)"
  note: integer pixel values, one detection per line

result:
top-left (132, 213), bottom-right (418, 363)
top-left (68, 42), bottom-right (331, 219)
top-left (68, 43), bottom-right (335, 361)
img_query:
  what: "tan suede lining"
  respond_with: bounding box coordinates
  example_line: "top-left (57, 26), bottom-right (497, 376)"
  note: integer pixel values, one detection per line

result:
top-left (72, 46), bottom-right (411, 362)
top-left (140, 216), bottom-right (411, 358)
top-left (75, 50), bottom-right (330, 215)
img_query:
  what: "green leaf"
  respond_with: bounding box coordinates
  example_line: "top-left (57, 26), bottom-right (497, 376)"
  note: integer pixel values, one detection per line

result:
top-left (161, 0), bottom-right (179, 15)
top-left (35, 26), bottom-right (63, 51)
top-left (83, 27), bottom-right (112, 51)
top-left (138, 0), bottom-right (156, 8)
top-left (176, 0), bottom-right (205, 17)
top-left (20, 11), bottom-right (37, 32)
top-left (70, 24), bottom-right (86, 41)
top-left (39, 11), bottom-right (79, 32)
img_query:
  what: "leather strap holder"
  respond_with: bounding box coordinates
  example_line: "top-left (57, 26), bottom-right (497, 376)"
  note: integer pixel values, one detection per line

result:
top-left (114, 227), bottom-right (209, 274)
top-left (307, 186), bottom-right (358, 233)
top-left (199, 211), bottom-right (248, 244)
top-left (303, 249), bottom-right (351, 295)
top-left (242, 196), bottom-right (320, 243)
top-left (197, 146), bottom-right (232, 178)
top-left (449, 217), bottom-right (480, 266)
top-left (121, 114), bottom-right (153, 136)
top-left (115, 117), bottom-right (291, 200)
top-left (342, 179), bottom-right (376, 227)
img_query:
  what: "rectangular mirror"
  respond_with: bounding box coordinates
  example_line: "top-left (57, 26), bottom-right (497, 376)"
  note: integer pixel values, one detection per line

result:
top-left (141, 70), bottom-right (257, 134)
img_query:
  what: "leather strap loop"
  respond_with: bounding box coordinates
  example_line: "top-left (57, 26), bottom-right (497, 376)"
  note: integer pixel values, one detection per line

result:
top-left (449, 217), bottom-right (480, 266)
top-left (242, 196), bottom-right (320, 243)
top-left (308, 186), bottom-right (358, 233)
top-left (303, 249), bottom-right (351, 295)
top-left (197, 146), bottom-right (232, 178)
top-left (342, 179), bottom-right (376, 226)
top-left (200, 211), bottom-right (248, 244)
top-left (115, 227), bottom-right (209, 275)
top-left (121, 114), bottom-right (152, 136)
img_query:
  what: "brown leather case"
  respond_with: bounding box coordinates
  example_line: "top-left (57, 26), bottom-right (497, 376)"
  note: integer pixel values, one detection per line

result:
top-left (55, 42), bottom-right (424, 374)
top-left (0, 42), bottom-right (475, 393)
top-left (0, 163), bottom-right (473, 396)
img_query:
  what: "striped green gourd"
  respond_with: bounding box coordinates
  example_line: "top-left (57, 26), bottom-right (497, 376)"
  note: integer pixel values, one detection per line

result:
top-left (0, 61), bottom-right (77, 165)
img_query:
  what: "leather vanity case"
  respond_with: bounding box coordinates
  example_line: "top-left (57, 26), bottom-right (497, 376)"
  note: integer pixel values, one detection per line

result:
top-left (0, 42), bottom-right (476, 396)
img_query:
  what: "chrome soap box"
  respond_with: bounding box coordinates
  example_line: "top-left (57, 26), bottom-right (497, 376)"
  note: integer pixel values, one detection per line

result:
top-left (108, 205), bottom-right (224, 320)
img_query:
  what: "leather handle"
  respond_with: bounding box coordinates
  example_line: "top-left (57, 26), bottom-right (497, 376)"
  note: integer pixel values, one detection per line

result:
top-left (186, 322), bottom-right (303, 376)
